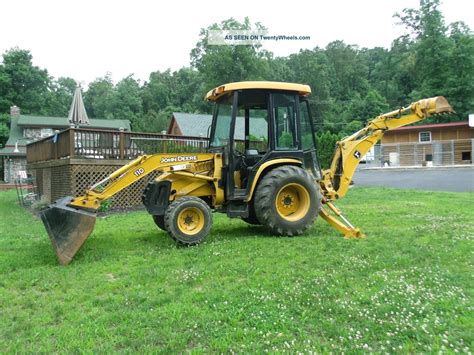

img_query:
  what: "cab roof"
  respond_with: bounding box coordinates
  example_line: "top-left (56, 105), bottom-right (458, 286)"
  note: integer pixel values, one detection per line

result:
top-left (205, 81), bottom-right (311, 102)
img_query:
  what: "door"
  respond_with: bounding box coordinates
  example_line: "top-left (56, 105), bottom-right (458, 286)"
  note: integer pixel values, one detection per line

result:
top-left (299, 98), bottom-right (321, 179)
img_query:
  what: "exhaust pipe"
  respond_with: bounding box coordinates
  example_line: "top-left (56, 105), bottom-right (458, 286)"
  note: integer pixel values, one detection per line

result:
top-left (41, 196), bottom-right (97, 265)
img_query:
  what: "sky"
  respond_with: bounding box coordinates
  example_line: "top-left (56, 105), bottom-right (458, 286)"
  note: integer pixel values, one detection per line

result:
top-left (0, 0), bottom-right (472, 86)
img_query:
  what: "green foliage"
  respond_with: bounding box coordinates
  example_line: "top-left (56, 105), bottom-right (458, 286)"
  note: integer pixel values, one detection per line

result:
top-left (0, 1), bottom-right (472, 136)
top-left (0, 48), bottom-right (51, 115)
top-left (46, 77), bottom-right (77, 117)
top-left (341, 120), bottom-right (364, 137)
top-left (0, 113), bottom-right (10, 147)
top-left (98, 200), bottom-right (112, 213)
top-left (0, 187), bottom-right (472, 352)
top-left (316, 131), bottom-right (342, 169)
top-left (190, 17), bottom-right (270, 92)
top-left (83, 74), bottom-right (115, 119)
top-left (110, 76), bottom-right (143, 127)
top-left (278, 132), bottom-right (294, 148)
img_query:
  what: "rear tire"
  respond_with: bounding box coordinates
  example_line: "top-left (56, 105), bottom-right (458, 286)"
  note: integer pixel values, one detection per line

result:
top-left (164, 197), bottom-right (212, 245)
top-left (242, 203), bottom-right (260, 225)
top-left (254, 165), bottom-right (320, 236)
top-left (152, 215), bottom-right (166, 231)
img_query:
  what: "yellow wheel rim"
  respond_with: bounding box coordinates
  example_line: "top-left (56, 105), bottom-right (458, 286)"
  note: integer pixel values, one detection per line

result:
top-left (177, 207), bottom-right (205, 236)
top-left (275, 183), bottom-right (310, 222)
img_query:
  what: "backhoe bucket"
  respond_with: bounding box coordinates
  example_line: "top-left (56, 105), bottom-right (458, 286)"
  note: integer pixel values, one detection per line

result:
top-left (41, 196), bottom-right (96, 265)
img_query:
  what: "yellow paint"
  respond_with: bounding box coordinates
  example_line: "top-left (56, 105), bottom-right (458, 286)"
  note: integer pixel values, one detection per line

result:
top-left (245, 158), bottom-right (302, 202)
top-left (320, 96), bottom-right (454, 201)
top-left (205, 81), bottom-right (311, 101)
top-left (161, 175), bottom-right (213, 199)
top-left (212, 154), bottom-right (224, 206)
top-left (275, 183), bottom-right (310, 222)
top-left (66, 84), bottom-right (453, 243)
top-left (70, 153), bottom-right (215, 210)
top-left (177, 207), bottom-right (205, 235)
top-left (318, 205), bottom-right (364, 239)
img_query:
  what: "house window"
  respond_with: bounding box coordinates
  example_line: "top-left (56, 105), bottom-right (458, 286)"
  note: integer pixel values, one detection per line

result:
top-left (419, 131), bottom-right (431, 143)
top-left (462, 151), bottom-right (471, 161)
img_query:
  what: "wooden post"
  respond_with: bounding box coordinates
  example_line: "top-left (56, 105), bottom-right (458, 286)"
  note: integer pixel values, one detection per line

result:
top-left (69, 128), bottom-right (75, 158)
top-left (119, 129), bottom-right (125, 159)
top-left (53, 133), bottom-right (58, 160)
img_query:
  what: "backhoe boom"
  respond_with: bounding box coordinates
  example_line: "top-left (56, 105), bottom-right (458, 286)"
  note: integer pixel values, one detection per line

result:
top-left (318, 96), bottom-right (454, 238)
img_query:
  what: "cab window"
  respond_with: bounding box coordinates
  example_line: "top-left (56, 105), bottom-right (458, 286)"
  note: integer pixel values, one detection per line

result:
top-left (273, 93), bottom-right (297, 150)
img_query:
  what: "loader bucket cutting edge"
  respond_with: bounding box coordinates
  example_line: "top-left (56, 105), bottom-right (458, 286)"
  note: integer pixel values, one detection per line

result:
top-left (41, 196), bottom-right (96, 265)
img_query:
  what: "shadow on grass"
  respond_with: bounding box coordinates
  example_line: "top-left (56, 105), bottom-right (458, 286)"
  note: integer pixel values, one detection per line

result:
top-left (11, 218), bottom-right (339, 269)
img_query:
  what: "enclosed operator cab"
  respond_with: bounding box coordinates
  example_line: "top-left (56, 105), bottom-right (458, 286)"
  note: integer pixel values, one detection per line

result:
top-left (205, 81), bottom-right (321, 210)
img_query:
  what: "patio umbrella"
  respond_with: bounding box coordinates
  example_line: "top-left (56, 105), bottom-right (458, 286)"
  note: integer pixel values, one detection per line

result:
top-left (68, 87), bottom-right (90, 125)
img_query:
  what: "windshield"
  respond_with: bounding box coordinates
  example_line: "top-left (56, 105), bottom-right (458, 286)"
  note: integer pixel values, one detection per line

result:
top-left (210, 94), bottom-right (233, 148)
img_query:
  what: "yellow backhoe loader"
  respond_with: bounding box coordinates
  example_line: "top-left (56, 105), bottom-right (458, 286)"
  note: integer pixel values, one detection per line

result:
top-left (40, 81), bottom-right (454, 264)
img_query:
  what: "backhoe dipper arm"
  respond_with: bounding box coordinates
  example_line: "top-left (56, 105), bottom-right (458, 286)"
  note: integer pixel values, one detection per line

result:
top-left (318, 96), bottom-right (454, 239)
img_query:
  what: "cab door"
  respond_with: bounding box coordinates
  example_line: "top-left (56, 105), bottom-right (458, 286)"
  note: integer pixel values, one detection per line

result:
top-left (298, 98), bottom-right (321, 179)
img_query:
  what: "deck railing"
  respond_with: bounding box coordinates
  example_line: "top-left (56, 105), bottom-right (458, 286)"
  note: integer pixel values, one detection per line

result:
top-left (26, 127), bottom-right (265, 163)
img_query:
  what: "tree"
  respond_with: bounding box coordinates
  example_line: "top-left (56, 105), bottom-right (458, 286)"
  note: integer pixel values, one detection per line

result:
top-left (324, 41), bottom-right (369, 101)
top-left (84, 75), bottom-right (115, 119)
top-left (446, 22), bottom-right (474, 120)
top-left (190, 18), bottom-right (270, 92)
top-left (0, 113), bottom-right (9, 148)
top-left (0, 48), bottom-right (51, 114)
top-left (316, 131), bottom-right (342, 169)
top-left (46, 77), bottom-right (77, 117)
top-left (395, 0), bottom-right (473, 121)
top-left (285, 48), bottom-right (332, 124)
top-left (396, 1), bottom-right (451, 95)
top-left (110, 75), bottom-right (143, 127)
top-left (142, 70), bottom-right (172, 114)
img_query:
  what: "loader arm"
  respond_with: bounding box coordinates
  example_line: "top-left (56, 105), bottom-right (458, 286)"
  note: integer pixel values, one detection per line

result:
top-left (318, 96), bottom-right (454, 238)
top-left (69, 153), bottom-right (216, 210)
top-left (41, 153), bottom-right (216, 264)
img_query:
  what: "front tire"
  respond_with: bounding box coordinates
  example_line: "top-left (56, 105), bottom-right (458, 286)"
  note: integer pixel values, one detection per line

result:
top-left (164, 197), bottom-right (213, 245)
top-left (254, 165), bottom-right (320, 236)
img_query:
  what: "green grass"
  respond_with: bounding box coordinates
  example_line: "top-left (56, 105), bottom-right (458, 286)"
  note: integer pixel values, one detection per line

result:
top-left (0, 187), bottom-right (472, 352)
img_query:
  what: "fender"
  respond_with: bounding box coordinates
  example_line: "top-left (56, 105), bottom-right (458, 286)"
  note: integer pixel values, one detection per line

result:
top-left (245, 158), bottom-right (303, 202)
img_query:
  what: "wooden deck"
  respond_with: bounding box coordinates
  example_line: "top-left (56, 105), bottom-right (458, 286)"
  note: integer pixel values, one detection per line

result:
top-left (26, 128), bottom-right (209, 163)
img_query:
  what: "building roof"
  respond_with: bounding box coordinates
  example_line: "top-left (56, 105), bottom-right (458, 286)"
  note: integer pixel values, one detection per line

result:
top-left (17, 115), bottom-right (130, 130)
top-left (0, 117), bottom-right (29, 156)
top-left (170, 112), bottom-right (268, 140)
top-left (205, 81), bottom-right (311, 101)
top-left (391, 121), bottom-right (470, 132)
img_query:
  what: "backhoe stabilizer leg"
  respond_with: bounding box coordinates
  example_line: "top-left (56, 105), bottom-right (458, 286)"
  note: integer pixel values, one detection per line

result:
top-left (319, 200), bottom-right (365, 239)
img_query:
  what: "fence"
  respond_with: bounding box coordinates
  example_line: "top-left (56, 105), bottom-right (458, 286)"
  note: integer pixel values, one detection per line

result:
top-left (364, 139), bottom-right (473, 167)
top-left (26, 128), bottom-right (210, 163)
top-left (26, 127), bottom-right (267, 164)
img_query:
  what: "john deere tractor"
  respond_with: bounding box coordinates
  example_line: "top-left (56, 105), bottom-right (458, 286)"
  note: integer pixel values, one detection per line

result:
top-left (41, 81), bottom-right (453, 264)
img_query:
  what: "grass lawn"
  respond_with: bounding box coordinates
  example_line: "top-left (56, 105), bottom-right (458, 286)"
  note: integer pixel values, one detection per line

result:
top-left (0, 187), bottom-right (472, 352)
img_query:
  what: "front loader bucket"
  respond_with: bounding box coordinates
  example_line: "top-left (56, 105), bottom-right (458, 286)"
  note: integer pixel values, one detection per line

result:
top-left (41, 196), bottom-right (96, 265)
